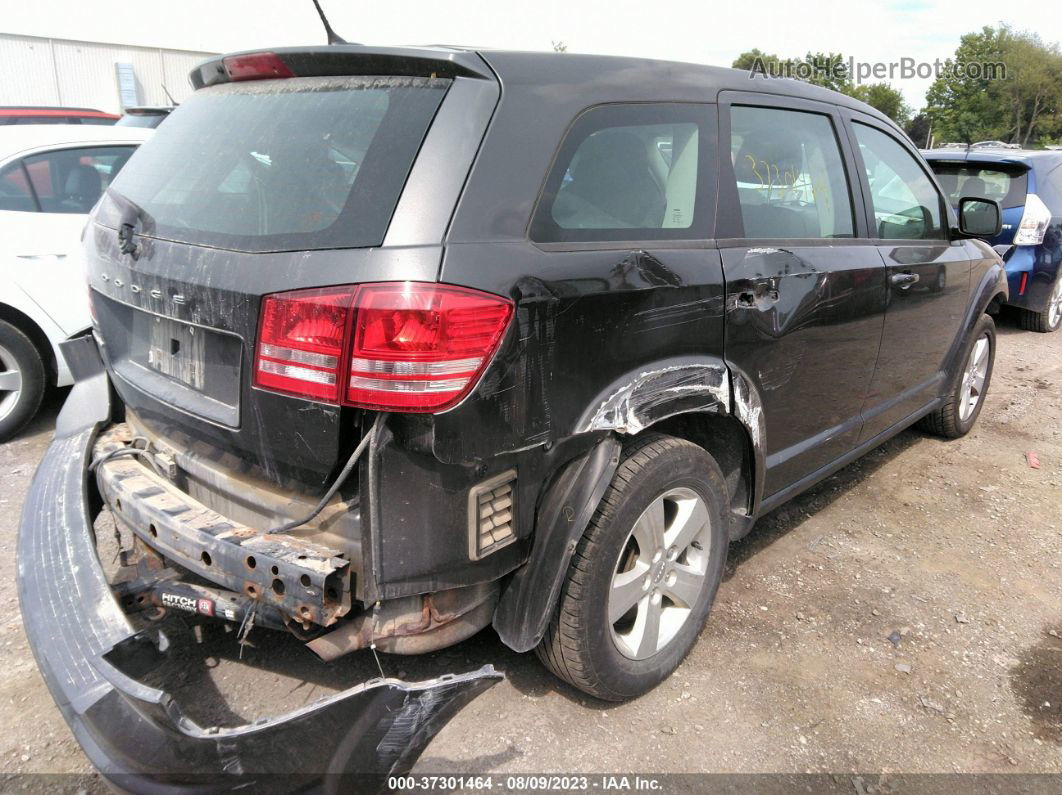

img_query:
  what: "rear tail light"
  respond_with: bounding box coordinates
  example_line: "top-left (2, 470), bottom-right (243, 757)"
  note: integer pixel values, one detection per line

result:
top-left (223, 52), bottom-right (294, 82)
top-left (1013, 193), bottom-right (1051, 246)
top-left (254, 286), bottom-right (354, 403)
top-left (1019, 271), bottom-right (1029, 295)
top-left (347, 284), bottom-right (513, 411)
top-left (254, 283), bottom-right (513, 413)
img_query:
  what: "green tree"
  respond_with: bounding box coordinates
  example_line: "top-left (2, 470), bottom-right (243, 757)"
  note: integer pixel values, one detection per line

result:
top-left (801, 52), bottom-right (853, 94)
top-left (732, 49), bottom-right (852, 92)
top-left (1000, 32), bottom-right (1062, 146)
top-left (732, 49), bottom-right (787, 76)
top-left (925, 24), bottom-right (1062, 146)
top-left (906, 113), bottom-right (932, 148)
top-left (851, 82), bottom-right (913, 127)
top-left (733, 50), bottom-right (910, 126)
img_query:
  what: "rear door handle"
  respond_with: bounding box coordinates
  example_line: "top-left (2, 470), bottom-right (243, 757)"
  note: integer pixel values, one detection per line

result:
top-left (890, 272), bottom-right (919, 289)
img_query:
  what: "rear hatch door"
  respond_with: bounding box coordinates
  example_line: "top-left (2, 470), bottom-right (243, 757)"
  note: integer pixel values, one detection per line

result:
top-left (86, 54), bottom-right (488, 487)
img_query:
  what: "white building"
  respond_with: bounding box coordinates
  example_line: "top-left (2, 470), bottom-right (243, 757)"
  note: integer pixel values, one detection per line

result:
top-left (0, 33), bottom-right (216, 113)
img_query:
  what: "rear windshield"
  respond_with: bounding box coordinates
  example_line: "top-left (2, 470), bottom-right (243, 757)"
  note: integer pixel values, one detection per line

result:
top-left (929, 163), bottom-right (1029, 209)
top-left (100, 76), bottom-right (449, 252)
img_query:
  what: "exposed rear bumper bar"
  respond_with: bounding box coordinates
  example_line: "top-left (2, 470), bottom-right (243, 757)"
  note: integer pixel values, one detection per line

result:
top-left (94, 423), bottom-right (353, 628)
top-left (16, 339), bottom-right (501, 791)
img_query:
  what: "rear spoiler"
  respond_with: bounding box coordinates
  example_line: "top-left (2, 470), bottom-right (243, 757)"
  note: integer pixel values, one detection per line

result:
top-left (189, 45), bottom-right (495, 89)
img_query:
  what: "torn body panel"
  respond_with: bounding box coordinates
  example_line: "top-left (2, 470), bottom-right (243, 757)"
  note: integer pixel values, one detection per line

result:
top-left (576, 358), bottom-right (731, 435)
top-left (17, 374), bottom-right (501, 791)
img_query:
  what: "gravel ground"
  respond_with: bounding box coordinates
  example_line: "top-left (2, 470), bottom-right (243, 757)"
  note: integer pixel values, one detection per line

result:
top-left (0, 311), bottom-right (1059, 788)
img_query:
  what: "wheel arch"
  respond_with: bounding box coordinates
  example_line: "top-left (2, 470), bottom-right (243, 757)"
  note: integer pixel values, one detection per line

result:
top-left (645, 411), bottom-right (756, 537)
top-left (570, 355), bottom-right (765, 533)
top-left (942, 260), bottom-right (1008, 381)
top-left (0, 301), bottom-right (60, 384)
top-left (494, 359), bottom-right (768, 653)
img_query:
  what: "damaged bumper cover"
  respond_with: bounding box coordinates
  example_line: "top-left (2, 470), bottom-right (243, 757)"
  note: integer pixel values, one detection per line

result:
top-left (16, 359), bottom-right (501, 791)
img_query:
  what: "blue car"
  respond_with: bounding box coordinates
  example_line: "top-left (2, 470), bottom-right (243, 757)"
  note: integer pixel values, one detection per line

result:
top-left (924, 146), bottom-right (1062, 332)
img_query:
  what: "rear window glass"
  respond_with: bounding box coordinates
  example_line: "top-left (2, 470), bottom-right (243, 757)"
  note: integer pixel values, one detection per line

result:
top-left (101, 76), bottom-right (449, 252)
top-left (928, 163), bottom-right (1029, 209)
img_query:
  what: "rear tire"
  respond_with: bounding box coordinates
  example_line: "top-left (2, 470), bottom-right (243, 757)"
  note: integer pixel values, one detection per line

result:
top-left (917, 314), bottom-right (995, 439)
top-left (0, 320), bottom-right (46, 443)
top-left (1018, 273), bottom-right (1062, 333)
top-left (536, 434), bottom-right (729, 701)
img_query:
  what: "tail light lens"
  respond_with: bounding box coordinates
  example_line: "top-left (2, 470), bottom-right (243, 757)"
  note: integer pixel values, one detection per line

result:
top-left (1013, 193), bottom-right (1051, 246)
top-left (254, 283), bottom-right (513, 413)
top-left (254, 286), bottom-right (355, 403)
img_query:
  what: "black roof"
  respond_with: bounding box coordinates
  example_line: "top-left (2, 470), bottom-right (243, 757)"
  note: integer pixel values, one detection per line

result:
top-left (190, 44), bottom-right (896, 129)
top-left (481, 49), bottom-right (892, 120)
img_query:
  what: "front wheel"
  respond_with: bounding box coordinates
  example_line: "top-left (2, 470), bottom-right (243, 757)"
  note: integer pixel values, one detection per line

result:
top-left (918, 313), bottom-right (996, 438)
top-left (536, 434), bottom-right (729, 701)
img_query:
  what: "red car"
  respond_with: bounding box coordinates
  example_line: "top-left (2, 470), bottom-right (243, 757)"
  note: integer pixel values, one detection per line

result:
top-left (0, 106), bottom-right (119, 125)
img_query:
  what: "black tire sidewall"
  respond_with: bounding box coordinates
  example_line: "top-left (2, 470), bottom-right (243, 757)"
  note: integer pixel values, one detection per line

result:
top-left (0, 320), bottom-right (47, 442)
top-left (948, 314), bottom-right (996, 436)
top-left (579, 441), bottom-right (729, 700)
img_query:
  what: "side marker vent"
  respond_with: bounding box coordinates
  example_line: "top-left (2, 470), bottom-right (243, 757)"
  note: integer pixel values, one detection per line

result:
top-left (469, 470), bottom-right (516, 560)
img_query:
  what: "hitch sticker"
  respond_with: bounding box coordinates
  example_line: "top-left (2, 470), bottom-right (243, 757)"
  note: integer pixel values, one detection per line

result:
top-left (161, 592), bottom-right (215, 617)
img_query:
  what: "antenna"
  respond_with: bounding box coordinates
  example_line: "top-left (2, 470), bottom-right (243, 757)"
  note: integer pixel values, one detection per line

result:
top-left (311, 0), bottom-right (348, 45)
top-left (161, 83), bottom-right (177, 106)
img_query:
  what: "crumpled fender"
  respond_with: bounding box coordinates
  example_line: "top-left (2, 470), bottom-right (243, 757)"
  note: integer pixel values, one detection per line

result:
top-left (17, 339), bottom-right (502, 792)
top-left (493, 436), bottom-right (621, 652)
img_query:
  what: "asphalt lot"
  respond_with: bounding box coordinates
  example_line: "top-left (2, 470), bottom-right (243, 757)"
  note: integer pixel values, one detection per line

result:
top-left (0, 310), bottom-right (1059, 788)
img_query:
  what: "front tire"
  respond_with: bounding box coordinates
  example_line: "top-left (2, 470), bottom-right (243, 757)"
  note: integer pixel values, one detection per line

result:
top-left (1019, 273), bottom-right (1062, 333)
top-left (536, 434), bottom-right (729, 701)
top-left (0, 320), bottom-right (47, 443)
top-left (918, 313), bottom-right (995, 438)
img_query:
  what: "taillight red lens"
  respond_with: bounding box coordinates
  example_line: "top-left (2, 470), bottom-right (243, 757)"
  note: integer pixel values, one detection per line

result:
top-left (254, 286), bottom-right (355, 403)
top-left (253, 283), bottom-right (513, 412)
top-left (223, 52), bottom-right (294, 82)
top-left (348, 284), bottom-right (513, 411)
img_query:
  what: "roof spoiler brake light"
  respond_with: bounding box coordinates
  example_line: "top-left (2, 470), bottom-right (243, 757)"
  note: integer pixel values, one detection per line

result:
top-left (223, 52), bottom-right (294, 82)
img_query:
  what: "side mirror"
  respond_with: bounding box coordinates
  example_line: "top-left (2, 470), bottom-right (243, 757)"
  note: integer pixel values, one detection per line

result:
top-left (957, 196), bottom-right (1002, 238)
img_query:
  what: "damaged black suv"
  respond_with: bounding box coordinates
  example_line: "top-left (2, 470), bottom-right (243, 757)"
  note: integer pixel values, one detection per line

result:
top-left (20, 45), bottom-right (1008, 786)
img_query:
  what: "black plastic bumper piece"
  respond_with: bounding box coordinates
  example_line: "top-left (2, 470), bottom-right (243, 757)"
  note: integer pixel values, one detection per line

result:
top-left (17, 372), bottom-right (501, 792)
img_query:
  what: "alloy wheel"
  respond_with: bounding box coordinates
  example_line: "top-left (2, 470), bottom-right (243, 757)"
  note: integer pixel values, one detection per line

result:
top-left (608, 487), bottom-right (712, 660)
top-left (958, 333), bottom-right (990, 422)
top-left (1048, 277), bottom-right (1062, 330)
top-left (0, 343), bottom-right (23, 423)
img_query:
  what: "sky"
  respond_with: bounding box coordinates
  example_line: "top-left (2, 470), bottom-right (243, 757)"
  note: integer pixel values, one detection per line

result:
top-left (5, 0), bottom-right (1062, 109)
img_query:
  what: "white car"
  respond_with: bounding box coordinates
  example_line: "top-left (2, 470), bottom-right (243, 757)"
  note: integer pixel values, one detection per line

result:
top-left (0, 124), bottom-right (153, 440)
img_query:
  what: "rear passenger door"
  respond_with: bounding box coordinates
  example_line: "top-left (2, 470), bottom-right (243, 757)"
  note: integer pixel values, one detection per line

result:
top-left (843, 115), bottom-right (974, 441)
top-left (718, 94), bottom-right (887, 498)
top-left (0, 144), bottom-right (137, 334)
